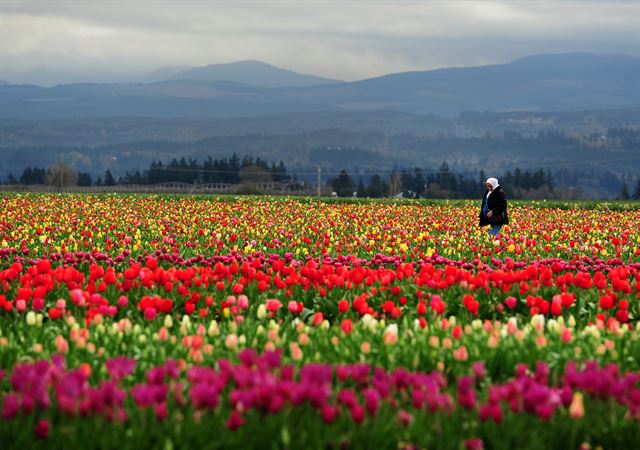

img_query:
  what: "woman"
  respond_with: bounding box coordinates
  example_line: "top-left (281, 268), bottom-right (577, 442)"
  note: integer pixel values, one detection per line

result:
top-left (479, 177), bottom-right (508, 236)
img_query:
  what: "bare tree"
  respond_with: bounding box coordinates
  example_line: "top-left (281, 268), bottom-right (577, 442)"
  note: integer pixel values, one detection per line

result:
top-left (46, 163), bottom-right (77, 188)
top-left (239, 165), bottom-right (272, 184)
top-left (237, 165), bottom-right (272, 194)
top-left (387, 172), bottom-right (403, 197)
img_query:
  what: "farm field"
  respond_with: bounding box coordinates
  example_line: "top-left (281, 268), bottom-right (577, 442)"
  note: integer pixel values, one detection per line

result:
top-left (1, 193), bottom-right (640, 449)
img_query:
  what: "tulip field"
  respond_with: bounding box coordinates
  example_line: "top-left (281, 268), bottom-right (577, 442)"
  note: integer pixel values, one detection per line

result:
top-left (1, 193), bottom-right (640, 449)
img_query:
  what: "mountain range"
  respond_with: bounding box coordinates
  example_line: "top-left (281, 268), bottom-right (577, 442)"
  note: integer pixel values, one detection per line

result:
top-left (0, 53), bottom-right (638, 118)
top-left (159, 60), bottom-right (340, 86)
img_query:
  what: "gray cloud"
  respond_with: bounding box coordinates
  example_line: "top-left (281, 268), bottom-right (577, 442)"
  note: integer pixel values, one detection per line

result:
top-left (1, 0), bottom-right (638, 85)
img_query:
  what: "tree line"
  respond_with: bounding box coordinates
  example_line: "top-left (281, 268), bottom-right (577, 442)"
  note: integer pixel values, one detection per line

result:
top-left (131, 155), bottom-right (290, 185)
top-left (4, 155), bottom-right (291, 188)
top-left (4, 157), bottom-right (639, 200)
top-left (329, 163), bottom-right (640, 200)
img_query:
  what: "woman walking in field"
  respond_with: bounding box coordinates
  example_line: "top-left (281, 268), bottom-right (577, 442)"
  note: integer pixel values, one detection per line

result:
top-left (479, 177), bottom-right (509, 236)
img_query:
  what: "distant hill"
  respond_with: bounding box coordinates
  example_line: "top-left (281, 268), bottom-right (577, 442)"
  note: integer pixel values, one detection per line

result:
top-left (0, 53), bottom-right (638, 118)
top-left (295, 52), bottom-right (640, 115)
top-left (140, 66), bottom-right (192, 83)
top-left (166, 60), bottom-right (341, 87)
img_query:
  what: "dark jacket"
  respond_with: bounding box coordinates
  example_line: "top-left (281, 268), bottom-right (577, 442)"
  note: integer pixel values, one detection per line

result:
top-left (479, 186), bottom-right (509, 226)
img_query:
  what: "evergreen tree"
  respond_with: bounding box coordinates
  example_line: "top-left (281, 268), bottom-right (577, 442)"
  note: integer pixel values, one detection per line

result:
top-left (400, 170), bottom-right (412, 192)
top-left (241, 155), bottom-right (253, 168)
top-left (104, 170), bottom-right (116, 186)
top-left (19, 167), bottom-right (33, 184)
top-left (356, 178), bottom-right (367, 198)
top-left (215, 158), bottom-right (227, 183)
top-left (202, 157), bottom-right (215, 183)
top-left (276, 161), bottom-right (289, 182)
top-left (620, 182), bottom-right (630, 200)
top-left (367, 174), bottom-right (386, 198)
top-left (478, 170), bottom-right (487, 187)
top-left (19, 167), bottom-right (46, 185)
top-left (122, 171), bottom-right (142, 185)
top-left (436, 161), bottom-right (457, 192)
top-left (167, 159), bottom-right (180, 182)
top-left (634, 180), bottom-right (640, 200)
top-left (514, 167), bottom-right (523, 189)
top-left (178, 157), bottom-right (190, 183)
top-left (412, 168), bottom-right (425, 197)
top-left (147, 161), bottom-right (164, 184)
top-left (330, 170), bottom-right (355, 197)
top-left (77, 172), bottom-right (93, 186)
top-left (187, 158), bottom-right (200, 184)
top-left (228, 154), bottom-right (240, 183)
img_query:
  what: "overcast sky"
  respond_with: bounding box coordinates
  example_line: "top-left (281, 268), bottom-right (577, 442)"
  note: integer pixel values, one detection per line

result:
top-left (1, 0), bottom-right (639, 84)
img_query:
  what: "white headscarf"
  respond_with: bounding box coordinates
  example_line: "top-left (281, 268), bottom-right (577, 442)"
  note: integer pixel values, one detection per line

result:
top-left (486, 178), bottom-right (499, 197)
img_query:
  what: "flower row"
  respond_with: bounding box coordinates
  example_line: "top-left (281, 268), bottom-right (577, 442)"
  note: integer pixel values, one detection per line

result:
top-left (1, 353), bottom-right (639, 449)
top-left (3, 306), bottom-right (639, 382)
top-left (1, 257), bottom-right (638, 326)
top-left (2, 195), bottom-right (640, 263)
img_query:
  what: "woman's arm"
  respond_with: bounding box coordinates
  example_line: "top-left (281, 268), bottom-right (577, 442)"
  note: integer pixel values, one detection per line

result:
top-left (490, 191), bottom-right (507, 215)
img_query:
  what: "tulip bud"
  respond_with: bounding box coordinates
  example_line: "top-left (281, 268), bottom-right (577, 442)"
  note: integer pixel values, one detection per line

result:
top-left (257, 304), bottom-right (267, 319)
top-left (164, 315), bottom-right (173, 328)
top-left (55, 335), bottom-right (68, 354)
top-left (225, 333), bottom-right (238, 350)
top-left (26, 311), bottom-right (37, 326)
top-left (569, 392), bottom-right (584, 419)
top-left (383, 324), bottom-right (398, 346)
top-left (207, 320), bottom-right (220, 337)
top-left (557, 316), bottom-right (565, 326)
top-left (289, 342), bottom-right (303, 361)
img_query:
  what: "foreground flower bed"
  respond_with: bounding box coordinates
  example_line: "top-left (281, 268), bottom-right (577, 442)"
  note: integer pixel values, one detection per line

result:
top-left (1, 194), bottom-right (639, 448)
top-left (1, 352), bottom-right (639, 450)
